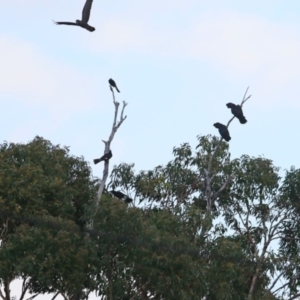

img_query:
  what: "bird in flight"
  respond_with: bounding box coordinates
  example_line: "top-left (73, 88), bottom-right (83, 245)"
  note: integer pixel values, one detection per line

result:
top-left (109, 78), bottom-right (120, 93)
top-left (110, 190), bottom-right (133, 204)
top-left (226, 103), bottom-right (247, 124)
top-left (94, 150), bottom-right (112, 164)
top-left (53, 0), bottom-right (95, 32)
top-left (214, 123), bottom-right (231, 142)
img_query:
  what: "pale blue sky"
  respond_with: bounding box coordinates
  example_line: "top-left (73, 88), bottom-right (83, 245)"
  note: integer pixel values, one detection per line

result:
top-left (1, 1), bottom-right (300, 298)
top-left (1, 0), bottom-right (300, 179)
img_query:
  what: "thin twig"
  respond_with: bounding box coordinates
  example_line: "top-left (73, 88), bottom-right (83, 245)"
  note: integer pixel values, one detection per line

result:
top-left (269, 271), bottom-right (285, 292)
top-left (50, 292), bottom-right (59, 300)
top-left (25, 294), bottom-right (39, 300)
top-left (212, 172), bottom-right (235, 202)
top-left (272, 282), bottom-right (289, 295)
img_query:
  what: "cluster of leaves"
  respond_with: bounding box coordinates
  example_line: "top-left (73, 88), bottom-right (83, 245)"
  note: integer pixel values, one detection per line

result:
top-left (109, 135), bottom-right (230, 209)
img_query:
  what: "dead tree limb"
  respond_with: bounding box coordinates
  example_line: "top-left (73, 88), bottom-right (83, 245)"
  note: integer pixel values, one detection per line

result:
top-left (95, 87), bottom-right (128, 208)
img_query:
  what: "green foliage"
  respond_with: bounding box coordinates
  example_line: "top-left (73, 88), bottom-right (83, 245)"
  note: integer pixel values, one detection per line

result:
top-left (109, 135), bottom-right (231, 210)
top-left (2, 135), bottom-right (300, 299)
top-left (89, 196), bottom-right (206, 299)
top-left (0, 136), bottom-right (97, 297)
top-left (108, 135), bottom-right (300, 299)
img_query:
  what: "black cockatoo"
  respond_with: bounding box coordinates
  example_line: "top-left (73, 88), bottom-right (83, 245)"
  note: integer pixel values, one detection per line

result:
top-left (226, 103), bottom-right (247, 124)
top-left (214, 123), bottom-right (231, 142)
top-left (110, 190), bottom-right (133, 203)
top-left (53, 0), bottom-right (95, 32)
top-left (109, 78), bottom-right (120, 93)
top-left (94, 150), bottom-right (112, 164)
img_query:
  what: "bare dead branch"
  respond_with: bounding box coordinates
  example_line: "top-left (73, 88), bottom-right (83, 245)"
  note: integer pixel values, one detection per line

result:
top-left (241, 87), bottom-right (251, 105)
top-left (225, 115), bottom-right (235, 129)
top-left (95, 86), bottom-right (128, 209)
top-left (226, 87), bottom-right (250, 128)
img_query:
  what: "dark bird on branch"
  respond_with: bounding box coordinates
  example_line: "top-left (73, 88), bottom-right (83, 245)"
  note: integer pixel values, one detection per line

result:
top-left (110, 190), bottom-right (133, 203)
top-left (214, 123), bottom-right (231, 142)
top-left (109, 78), bottom-right (120, 93)
top-left (93, 150), bottom-right (112, 164)
top-left (53, 0), bottom-right (95, 32)
top-left (226, 103), bottom-right (247, 124)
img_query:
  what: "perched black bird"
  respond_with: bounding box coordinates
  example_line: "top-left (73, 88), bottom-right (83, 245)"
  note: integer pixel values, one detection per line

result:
top-left (93, 150), bottom-right (112, 164)
top-left (53, 0), bottom-right (95, 32)
top-left (214, 123), bottom-right (231, 142)
top-left (109, 78), bottom-right (120, 93)
top-left (226, 103), bottom-right (247, 124)
top-left (110, 190), bottom-right (133, 203)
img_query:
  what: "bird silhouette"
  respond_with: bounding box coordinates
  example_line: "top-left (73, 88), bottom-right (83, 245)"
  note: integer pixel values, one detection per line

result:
top-left (226, 103), bottom-right (247, 124)
top-left (53, 0), bottom-right (95, 32)
top-left (110, 190), bottom-right (133, 203)
top-left (214, 123), bottom-right (231, 142)
top-left (109, 78), bottom-right (120, 93)
top-left (93, 150), bottom-right (112, 164)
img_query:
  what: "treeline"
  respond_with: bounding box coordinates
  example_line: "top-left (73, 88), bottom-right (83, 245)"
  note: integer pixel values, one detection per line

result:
top-left (1, 136), bottom-right (300, 299)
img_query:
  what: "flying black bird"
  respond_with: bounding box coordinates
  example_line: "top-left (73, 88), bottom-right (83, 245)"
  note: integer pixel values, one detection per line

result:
top-left (214, 123), bottom-right (231, 142)
top-left (93, 150), bottom-right (112, 164)
top-left (53, 0), bottom-right (95, 32)
top-left (110, 190), bottom-right (133, 203)
top-left (226, 103), bottom-right (247, 124)
top-left (109, 78), bottom-right (120, 93)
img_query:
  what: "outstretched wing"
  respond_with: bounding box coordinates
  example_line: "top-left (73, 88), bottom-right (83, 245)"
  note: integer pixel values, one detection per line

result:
top-left (53, 21), bottom-right (80, 26)
top-left (81, 0), bottom-right (93, 23)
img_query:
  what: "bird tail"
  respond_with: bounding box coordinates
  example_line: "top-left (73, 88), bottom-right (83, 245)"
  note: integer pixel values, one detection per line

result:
top-left (86, 25), bottom-right (96, 32)
top-left (93, 158), bottom-right (101, 164)
top-left (239, 116), bottom-right (247, 124)
top-left (224, 136), bottom-right (231, 142)
top-left (116, 87), bottom-right (120, 93)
